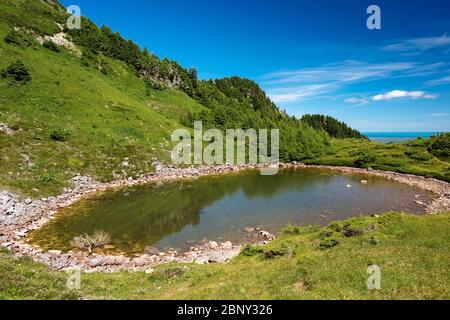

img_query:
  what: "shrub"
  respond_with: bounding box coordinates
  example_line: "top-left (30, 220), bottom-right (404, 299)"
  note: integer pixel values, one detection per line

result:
top-left (1, 61), bottom-right (31, 84)
top-left (43, 40), bottom-right (60, 52)
top-left (429, 133), bottom-right (450, 158)
top-left (319, 234), bottom-right (340, 250)
top-left (4, 30), bottom-right (35, 47)
top-left (70, 231), bottom-right (111, 252)
top-left (354, 150), bottom-right (378, 167)
top-left (158, 266), bottom-right (190, 279)
top-left (145, 77), bottom-right (166, 90)
top-left (405, 150), bottom-right (433, 161)
top-left (263, 243), bottom-right (294, 259)
top-left (240, 244), bottom-right (264, 257)
top-left (50, 130), bottom-right (69, 141)
top-left (281, 223), bottom-right (319, 236)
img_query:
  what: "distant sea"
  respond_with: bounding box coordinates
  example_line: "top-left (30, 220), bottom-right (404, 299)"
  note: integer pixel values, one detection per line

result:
top-left (363, 132), bottom-right (442, 143)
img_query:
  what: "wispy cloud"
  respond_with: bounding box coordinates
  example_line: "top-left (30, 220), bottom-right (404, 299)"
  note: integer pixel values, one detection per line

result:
top-left (263, 60), bottom-right (417, 85)
top-left (344, 97), bottom-right (368, 104)
top-left (263, 60), bottom-right (434, 103)
top-left (383, 34), bottom-right (450, 52)
top-left (269, 84), bottom-right (334, 103)
top-left (372, 90), bottom-right (437, 101)
top-left (427, 74), bottom-right (450, 86)
top-left (429, 113), bottom-right (450, 117)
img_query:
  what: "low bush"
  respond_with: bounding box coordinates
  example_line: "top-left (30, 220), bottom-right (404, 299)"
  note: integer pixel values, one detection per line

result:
top-left (1, 60), bottom-right (31, 84)
top-left (50, 130), bottom-right (69, 141)
top-left (70, 230), bottom-right (111, 252)
top-left (157, 266), bottom-right (190, 279)
top-left (354, 149), bottom-right (378, 167)
top-left (405, 150), bottom-right (433, 161)
top-left (4, 30), bottom-right (36, 47)
top-left (240, 244), bottom-right (264, 257)
top-left (43, 40), bottom-right (60, 52)
top-left (429, 133), bottom-right (450, 158)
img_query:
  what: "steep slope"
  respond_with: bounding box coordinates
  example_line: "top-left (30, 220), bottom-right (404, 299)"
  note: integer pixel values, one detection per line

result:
top-left (0, 1), bottom-right (208, 195)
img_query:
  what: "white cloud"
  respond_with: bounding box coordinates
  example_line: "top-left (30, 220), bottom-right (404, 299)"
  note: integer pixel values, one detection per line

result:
top-left (344, 97), bottom-right (368, 104)
top-left (372, 90), bottom-right (437, 101)
top-left (383, 34), bottom-right (450, 52)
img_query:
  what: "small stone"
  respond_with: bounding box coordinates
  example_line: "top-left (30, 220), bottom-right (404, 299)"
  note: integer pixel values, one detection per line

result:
top-left (360, 180), bottom-right (368, 184)
top-left (259, 231), bottom-right (272, 239)
top-left (208, 252), bottom-right (227, 263)
top-left (48, 250), bottom-right (62, 255)
top-left (346, 184), bottom-right (352, 188)
top-left (144, 246), bottom-right (159, 255)
top-left (145, 268), bottom-right (155, 274)
top-left (222, 241), bottom-right (232, 249)
top-left (90, 257), bottom-right (104, 267)
top-left (208, 241), bottom-right (218, 249)
top-left (243, 227), bottom-right (255, 233)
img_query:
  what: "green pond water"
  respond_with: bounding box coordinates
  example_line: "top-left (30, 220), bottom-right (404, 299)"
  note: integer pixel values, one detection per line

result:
top-left (29, 168), bottom-right (430, 255)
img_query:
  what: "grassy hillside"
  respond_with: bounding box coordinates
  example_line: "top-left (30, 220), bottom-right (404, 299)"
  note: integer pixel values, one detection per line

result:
top-left (0, 18), bottom-right (208, 196)
top-left (307, 138), bottom-right (450, 182)
top-left (1, 212), bottom-right (449, 300)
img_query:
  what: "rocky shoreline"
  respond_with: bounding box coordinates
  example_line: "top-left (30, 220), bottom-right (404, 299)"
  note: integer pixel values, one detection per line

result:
top-left (1, 163), bottom-right (449, 273)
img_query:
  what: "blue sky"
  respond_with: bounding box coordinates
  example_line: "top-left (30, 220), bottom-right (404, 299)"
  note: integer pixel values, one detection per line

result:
top-left (61, 0), bottom-right (450, 132)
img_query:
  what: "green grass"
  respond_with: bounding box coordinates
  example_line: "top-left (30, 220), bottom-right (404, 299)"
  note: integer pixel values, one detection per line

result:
top-left (1, 212), bottom-right (449, 300)
top-left (306, 138), bottom-right (450, 182)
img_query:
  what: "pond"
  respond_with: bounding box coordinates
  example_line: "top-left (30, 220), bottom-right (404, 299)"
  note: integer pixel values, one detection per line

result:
top-left (29, 168), bottom-right (431, 255)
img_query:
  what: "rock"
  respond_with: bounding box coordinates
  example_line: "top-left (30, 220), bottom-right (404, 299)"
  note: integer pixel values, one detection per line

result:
top-left (346, 184), bottom-right (352, 188)
top-left (242, 227), bottom-right (255, 233)
top-left (208, 252), bottom-right (227, 263)
top-left (24, 197), bottom-right (32, 205)
top-left (208, 241), bottom-right (218, 249)
top-left (259, 231), bottom-right (272, 239)
top-left (90, 257), bottom-right (105, 267)
top-left (48, 250), bottom-right (62, 255)
top-left (145, 268), bottom-right (155, 274)
top-left (133, 257), bottom-right (149, 267)
top-left (360, 180), bottom-right (368, 184)
top-left (144, 246), bottom-right (159, 255)
top-left (414, 200), bottom-right (425, 206)
top-left (222, 241), bottom-right (232, 249)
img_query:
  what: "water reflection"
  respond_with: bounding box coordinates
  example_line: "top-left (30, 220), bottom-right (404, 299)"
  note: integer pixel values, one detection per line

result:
top-left (30, 168), bottom-right (429, 254)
